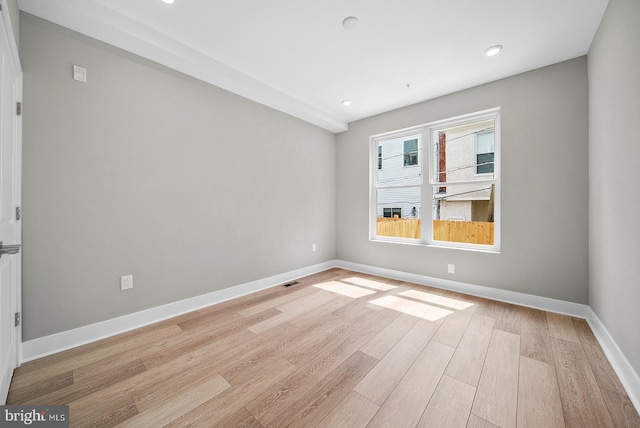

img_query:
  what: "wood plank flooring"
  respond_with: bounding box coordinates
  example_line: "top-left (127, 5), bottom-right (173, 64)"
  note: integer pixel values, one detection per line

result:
top-left (8, 268), bottom-right (639, 427)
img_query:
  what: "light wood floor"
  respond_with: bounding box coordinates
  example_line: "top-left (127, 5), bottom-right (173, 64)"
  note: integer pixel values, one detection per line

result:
top-left (8, 268), bottom-right (640, 427)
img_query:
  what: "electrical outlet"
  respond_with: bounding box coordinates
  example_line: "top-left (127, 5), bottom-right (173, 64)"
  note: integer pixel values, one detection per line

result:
top-left (312, 244), bottom-right (317, 252)
top-left (73, 65), bottom-right (87, 83)
top-left (120, 275), bottom-right (133, 290)
top-left (448, 264), bottom-right (455, 274)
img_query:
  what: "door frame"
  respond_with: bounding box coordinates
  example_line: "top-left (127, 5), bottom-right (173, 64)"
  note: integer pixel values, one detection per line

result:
top-left (0, 0), bottom-right (23, 404)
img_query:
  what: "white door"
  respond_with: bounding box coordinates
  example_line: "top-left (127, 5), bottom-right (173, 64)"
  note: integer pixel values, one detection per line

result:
top-left (0, 11), bottom-right (22, 405)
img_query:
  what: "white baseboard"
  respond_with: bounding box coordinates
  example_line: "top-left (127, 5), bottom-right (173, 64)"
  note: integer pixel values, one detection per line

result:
top-left (21, 261), bottom-right (337, 362)
top-left (586, 307), bottom-right (640, 414)
top-left (336, 260), bottom-right (589, 318)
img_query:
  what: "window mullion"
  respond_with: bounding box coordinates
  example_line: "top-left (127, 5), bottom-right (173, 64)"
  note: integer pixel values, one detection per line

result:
top-left (420, 127), bottom-right (429, 244)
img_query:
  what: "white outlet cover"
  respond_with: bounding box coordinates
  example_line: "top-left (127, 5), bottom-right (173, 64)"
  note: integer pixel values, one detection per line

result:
top-left (120, 275), bottom-right (133, 290)
top-left (448, 264), bottom-right (455, 274)
top-left (73, 65), bottom-right (87, 83)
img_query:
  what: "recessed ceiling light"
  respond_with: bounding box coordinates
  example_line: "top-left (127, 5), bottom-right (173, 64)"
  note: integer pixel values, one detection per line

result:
top-left (342, 100), bottom-right (352, 106)
top-left (342, 16), bottom-right (359, 30)
top-left (485, 45), bottom-right (503, 57)
top-left (162, 0), bottom-right (174, 3)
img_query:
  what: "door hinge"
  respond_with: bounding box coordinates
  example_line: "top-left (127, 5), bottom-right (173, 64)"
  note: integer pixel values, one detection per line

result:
top-left (16, 206), bottom-right (21, 220)
top-left (16, 102), bottom-right (22, 116)
top-left (15, 312), bottom-right (20, 327)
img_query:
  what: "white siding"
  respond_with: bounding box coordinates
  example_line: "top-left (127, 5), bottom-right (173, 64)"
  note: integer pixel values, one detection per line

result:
top-left (377, 133), bottom-right (421, 218)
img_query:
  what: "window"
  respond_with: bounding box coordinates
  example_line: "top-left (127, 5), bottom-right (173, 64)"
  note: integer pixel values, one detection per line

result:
top-left (403, 139), bottom-right (418, 166)
top-left (475, 130), bottom-right (495, 174)
top-left (370, 108), bottom-right (500, 251)
top-left (373, 132), bottom-right (422, 238)
top-left (383, 208), bottom-right (402, 218)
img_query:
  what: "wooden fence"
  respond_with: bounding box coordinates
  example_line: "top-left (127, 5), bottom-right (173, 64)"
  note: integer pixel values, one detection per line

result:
top-left (377, 217), bottom-right (421, 240)
top-left (377, 218), bottom-right (494, 245)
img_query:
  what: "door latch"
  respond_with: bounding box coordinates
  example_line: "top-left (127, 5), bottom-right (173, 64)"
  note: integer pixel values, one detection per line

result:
top-left (0, 241), bottom-right (20, 258)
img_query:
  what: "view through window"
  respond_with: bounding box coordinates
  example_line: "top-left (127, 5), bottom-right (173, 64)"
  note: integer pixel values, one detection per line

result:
top-left (371, 109), bottom-right (499, 250)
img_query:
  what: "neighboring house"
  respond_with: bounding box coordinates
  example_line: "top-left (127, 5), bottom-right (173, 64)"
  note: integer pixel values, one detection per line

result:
top-left (376, 119), bottom-right (495, 222)
top-left (435, 119), bottom-right (495, 222)
top-left (376, 133), bottom-right (422, 219)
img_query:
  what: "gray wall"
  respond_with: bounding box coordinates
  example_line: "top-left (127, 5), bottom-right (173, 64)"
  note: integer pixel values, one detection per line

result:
top-left (5, 0), bottom-right (19, 46)
top-left (588, 0), bottom-right (640, 376)
top-left (20, 14), bottom-right (336, 340)
top-left (337, 57), bottom-right (589, 304)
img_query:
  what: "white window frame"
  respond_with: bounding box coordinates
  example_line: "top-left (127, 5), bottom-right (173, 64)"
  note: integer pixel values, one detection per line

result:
top-left (371, 129), bottom-right (423, 244)
top-left (370, 108), bottom-right (500, 252)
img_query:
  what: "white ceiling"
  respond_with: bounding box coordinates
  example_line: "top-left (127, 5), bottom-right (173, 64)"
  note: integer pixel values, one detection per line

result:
top-left (18, 0), bottom-right (609, 132)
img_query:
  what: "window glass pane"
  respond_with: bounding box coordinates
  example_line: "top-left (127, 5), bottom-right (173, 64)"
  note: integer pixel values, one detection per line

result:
top-left (377, 187), bottom-right (420, 239)
top-left (404, 139), bottom-right (419, 166)
top-left (377, 134), bottom-right (422, 187)
top-left (432, 182), bottom-right (494, 245)
top-left (433, 119), bottom-right (495, 183)
top-left (382, 207), bottom-right (403, 218)
top-left (476, 131), bottom-right (494, 153)
top-left (476, 152), bottom-right (494, 174)
top-left (475, 130), bottom-right (494, 174)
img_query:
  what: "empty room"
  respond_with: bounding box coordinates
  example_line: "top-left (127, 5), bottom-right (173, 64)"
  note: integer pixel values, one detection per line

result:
top-left (0, 0), bottom-right (639, 427)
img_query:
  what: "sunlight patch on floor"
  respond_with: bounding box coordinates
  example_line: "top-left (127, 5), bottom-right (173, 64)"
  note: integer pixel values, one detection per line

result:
top-left (399, 289), bottom-right (474, 310)
top-left (313, 281), bottom-right (377, 298)
top-left (368, 295), bottom-right (453, 321)
top-left (341, 277), bottom-right (397, 291)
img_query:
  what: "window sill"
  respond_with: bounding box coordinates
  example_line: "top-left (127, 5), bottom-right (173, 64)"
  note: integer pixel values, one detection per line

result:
top-left (370, 237), bottom-right (500, 254)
